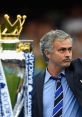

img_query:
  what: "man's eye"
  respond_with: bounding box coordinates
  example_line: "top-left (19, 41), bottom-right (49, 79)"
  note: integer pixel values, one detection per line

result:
top-left (68, 48), bottom-right (72, 51)
top-left (59, 48), bottom-right (66, 52)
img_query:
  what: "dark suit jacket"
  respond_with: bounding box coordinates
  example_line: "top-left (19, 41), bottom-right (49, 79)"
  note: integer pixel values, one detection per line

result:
top-left (32, 58), bottom-right (82, 117)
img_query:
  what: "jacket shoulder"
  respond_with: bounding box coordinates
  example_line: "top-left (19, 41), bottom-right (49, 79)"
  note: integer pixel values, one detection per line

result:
top-left (72, 58), bottom-right (82, 65)
top-left (70, 58), bottom-right (82, 70)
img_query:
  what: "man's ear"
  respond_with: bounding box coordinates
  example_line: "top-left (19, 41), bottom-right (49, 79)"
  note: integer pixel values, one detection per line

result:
top-left (44, 49), bottom-right (50, 59)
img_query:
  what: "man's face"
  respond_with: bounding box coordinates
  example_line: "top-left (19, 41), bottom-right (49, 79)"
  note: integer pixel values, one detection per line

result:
top-left (46, 39), bottom-right (72, 68)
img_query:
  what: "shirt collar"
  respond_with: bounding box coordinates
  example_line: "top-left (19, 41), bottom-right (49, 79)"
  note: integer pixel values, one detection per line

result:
top-left (58, 70), bottom-right (65, 78)
top-left (44, 68), bottom-right (65, 83)
top-left (44, 68), bottom-right (51, 83)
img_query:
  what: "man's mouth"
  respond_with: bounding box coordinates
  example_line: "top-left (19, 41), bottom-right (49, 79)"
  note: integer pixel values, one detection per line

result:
top-left (63, 59), bottom-right (71, 62)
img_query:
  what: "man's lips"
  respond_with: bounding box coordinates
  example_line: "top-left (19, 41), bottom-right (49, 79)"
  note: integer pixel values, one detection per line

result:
top-left (63, 59), bottom-right (71, 62)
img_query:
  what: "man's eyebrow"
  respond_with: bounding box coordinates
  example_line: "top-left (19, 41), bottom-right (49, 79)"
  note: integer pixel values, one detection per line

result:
top-left (58, 47), bottom-right (72, 50)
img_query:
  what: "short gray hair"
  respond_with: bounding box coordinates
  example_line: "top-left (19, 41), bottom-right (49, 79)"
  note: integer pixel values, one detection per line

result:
top-left (40, 29), bottom-right (73, 62)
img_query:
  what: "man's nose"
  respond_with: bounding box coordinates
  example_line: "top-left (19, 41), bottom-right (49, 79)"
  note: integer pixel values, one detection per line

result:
top-left (65, 50), bottom-right (71, 57)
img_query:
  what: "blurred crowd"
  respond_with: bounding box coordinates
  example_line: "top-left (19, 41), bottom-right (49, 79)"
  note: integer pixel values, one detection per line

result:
top-left (61, 5), bottom-right (82, 59)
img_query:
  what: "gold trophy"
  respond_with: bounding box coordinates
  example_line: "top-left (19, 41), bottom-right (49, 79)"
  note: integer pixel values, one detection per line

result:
top-left (0, 14), bottom-right (34, 111)
top-left (0, 14), bottom-right (26, 40)
top-left (0, 14), bottom-right (33, 52)
top-left (0, 14), bottom-right (27, 51)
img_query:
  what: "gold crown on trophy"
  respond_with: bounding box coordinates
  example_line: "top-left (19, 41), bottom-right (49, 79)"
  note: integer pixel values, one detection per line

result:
top-left (0, 14), bottom-right (27, 39)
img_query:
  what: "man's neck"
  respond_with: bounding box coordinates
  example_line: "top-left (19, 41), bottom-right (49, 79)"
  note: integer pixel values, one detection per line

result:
top-left (47, 64), bottom-right (62, 77)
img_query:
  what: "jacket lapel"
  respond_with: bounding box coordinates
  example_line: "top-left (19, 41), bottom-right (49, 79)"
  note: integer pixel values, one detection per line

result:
top-left (65, 67), bottom-right (75, 94)
top-left (36, 72), bottom-right (45, 117)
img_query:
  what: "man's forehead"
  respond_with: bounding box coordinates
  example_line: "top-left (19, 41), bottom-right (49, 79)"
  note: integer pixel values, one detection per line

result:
top-left (53, 39), bottom-right (72, 48)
